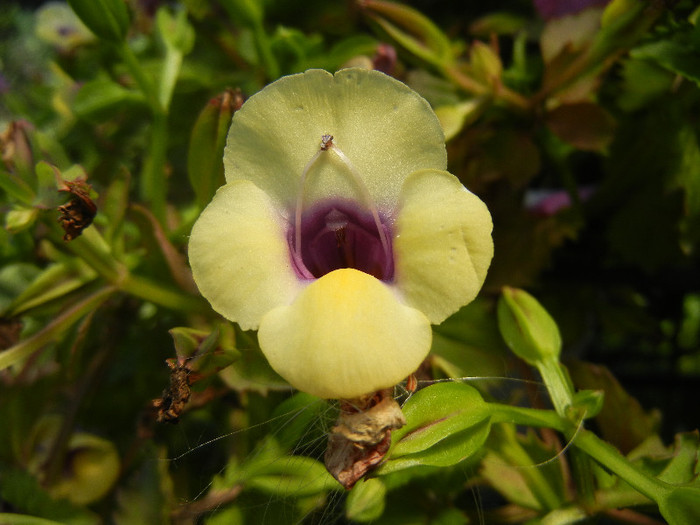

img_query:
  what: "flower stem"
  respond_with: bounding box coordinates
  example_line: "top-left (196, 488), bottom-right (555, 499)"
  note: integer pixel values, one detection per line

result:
top-left (0, 286), bottom-right (115, 371)
top-left (139, 112), bottom-right (169, 225)
top-left (119, 42), bottom-right (163, 114)
top-left (489, 403), bottom-right (674, 508)
top-left (56, 224), bottom-right (206, 313)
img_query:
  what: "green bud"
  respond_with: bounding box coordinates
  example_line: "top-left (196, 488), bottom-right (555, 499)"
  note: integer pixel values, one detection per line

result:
top-left (497, 287), bottom-right (562, 365)
top-left (67, 0), bottom-right (130, 43)
top-left (156, 7), bottom-right (195, 55)
top-left (48, 433), bottom-right (120, 505)
top-left (5, 206), bottom-right (38, 233)
top-left (360, 0), bottom-right (454, 68)
top-left (469, 40), bottom-right (503, 86)
top-left (188, 89), bottom-right (243, 208)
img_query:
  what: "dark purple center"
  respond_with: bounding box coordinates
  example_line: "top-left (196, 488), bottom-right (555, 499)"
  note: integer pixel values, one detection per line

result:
top-left (289, 199), bottom-right (394, 281)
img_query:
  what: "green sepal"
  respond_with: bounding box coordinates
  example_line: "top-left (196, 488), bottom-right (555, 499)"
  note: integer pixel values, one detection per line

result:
top-left (497, 286), bottom-right (562, 365)
top-left (568, 389), bottom-right (605, 421)
top-left (67, 0), bottom-right (130, 43)
top-left (378, 383), bottom-right (491, 475)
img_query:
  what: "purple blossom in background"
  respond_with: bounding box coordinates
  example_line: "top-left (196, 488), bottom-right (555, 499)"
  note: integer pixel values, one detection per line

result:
top-left (524, 187), bottom-right (596, 216)
top-left (534, 0), bottom-right (610, 19)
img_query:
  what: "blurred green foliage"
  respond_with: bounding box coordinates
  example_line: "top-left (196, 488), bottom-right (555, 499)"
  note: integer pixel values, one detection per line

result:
top-left (1, 0), bottom-right (699, 523)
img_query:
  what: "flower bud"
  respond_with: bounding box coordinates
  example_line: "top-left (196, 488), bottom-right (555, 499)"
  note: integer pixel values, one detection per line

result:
top-left (48, 433), bottom-right (120, 505)
top-left (497, 286), bottom-right (561, 365)
top-left (188, 89), bottom-right (243, 208)
top-left (67, 0), bottom-right (130, 43)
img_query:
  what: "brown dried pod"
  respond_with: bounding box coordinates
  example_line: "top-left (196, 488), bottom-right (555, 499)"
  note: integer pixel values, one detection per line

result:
top-left (57, 179), bottom-right (97, 241)
top-left (153, 357), bottom-right (192, 424)
top-left (324, 389), bottom-right (405, 489)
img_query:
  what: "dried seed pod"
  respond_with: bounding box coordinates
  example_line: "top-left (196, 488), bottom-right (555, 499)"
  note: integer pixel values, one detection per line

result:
top-left (153, 358), bottom-right (192, 424)
top-left (57, 179), bottom-right (96, 241)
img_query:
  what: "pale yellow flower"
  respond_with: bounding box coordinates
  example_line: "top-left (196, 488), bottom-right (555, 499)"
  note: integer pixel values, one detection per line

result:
top-left (189, 69), bottom-right (493, 399)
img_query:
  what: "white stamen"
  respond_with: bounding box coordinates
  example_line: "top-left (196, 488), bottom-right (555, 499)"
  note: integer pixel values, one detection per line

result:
top-left (294, 136), bottom-right (392, 269)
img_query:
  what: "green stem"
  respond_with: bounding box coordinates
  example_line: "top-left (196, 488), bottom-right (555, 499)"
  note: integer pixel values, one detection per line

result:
top-left (536, 357), bottom-right (575, 417)
top-left (119, 42), bottom-right (163, 114)
top-left (159, 48), bottom-right (183, 111)
top-left (57, 224), bottom-right (206, 313)
top-left (0, 286), bottom-right (115, 371)
top-left (139, 112), bottom-right (168, 225)
top-left (252, 19), bottom-right (279, 79)
top-left (443, 66), bottom-right (530, 112)
top-left (573, 429), bottom-right (673, 503)
top-left (492, 425), bottom-right (563, 511)
top-left (122, 274), bottom-right (207, 312)
top-left (535, 357), bottom-right (595, 505)
top-left (490, 403), bottom-right (565, 431)
top-left (490, 403), bottom-right (674, 507)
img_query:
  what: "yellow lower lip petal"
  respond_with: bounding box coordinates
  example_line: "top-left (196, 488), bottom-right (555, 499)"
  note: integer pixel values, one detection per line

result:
top-left (258, 268), bottom-right (432, 399)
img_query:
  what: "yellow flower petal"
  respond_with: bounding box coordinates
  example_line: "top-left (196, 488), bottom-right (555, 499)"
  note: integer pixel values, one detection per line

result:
top-left (225, 69), bottom-right (446, 209)
top-left (393, 170), bottom-right (494, 324)
top-left (258, 268), bottom-right (432, 399)
top-left (188, 180), bottom-right (304, 330)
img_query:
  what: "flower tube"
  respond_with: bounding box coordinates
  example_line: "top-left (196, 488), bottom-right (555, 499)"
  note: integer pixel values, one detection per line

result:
top-left (189, 68), bottom-right (493, 399)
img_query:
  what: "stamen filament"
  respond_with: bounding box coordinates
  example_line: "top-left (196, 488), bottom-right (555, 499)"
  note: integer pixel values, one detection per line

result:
top-left (294, 136), bottom-right (392, 273)
top-left (328, 145), bottom-right (392, 264)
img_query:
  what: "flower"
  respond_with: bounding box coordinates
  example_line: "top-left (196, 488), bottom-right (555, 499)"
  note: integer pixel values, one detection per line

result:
top-left (188, 68), bottom-right (493, 399)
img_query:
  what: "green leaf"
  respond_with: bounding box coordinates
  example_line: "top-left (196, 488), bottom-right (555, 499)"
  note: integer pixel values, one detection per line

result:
top-left (361, 0), bottom-right (454, 68)
top-left (0, 466), bottom-right (99, 525)
top-left (67, 0), bottom-right (130, 43)
top-left (5, 261), bottom-right (97, 317)
top-left (73, 79), bottom-right (147, 123)
top-left (113, 446), bottom-right (174, 525)
top-left (658, 433), bottom-right (700, 485)
top-left (245, 454), bottom-right (339, 497)
top-left (631, 22), bottom-right (700, 86)
top-left (0, 169), bottom-right (36, 204)
top-left (0, 515), bottom-right (67, 525)
top-left (659, 486), bottom-right (700, 525)
top-left (269, 392), bottom-right (329, 452)
top-left (378, 383), bottom-right (491, 475)
top-left (345, 478), bottom-right (386, 522)
top-left (569, 362), bottom-right (659, 454)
